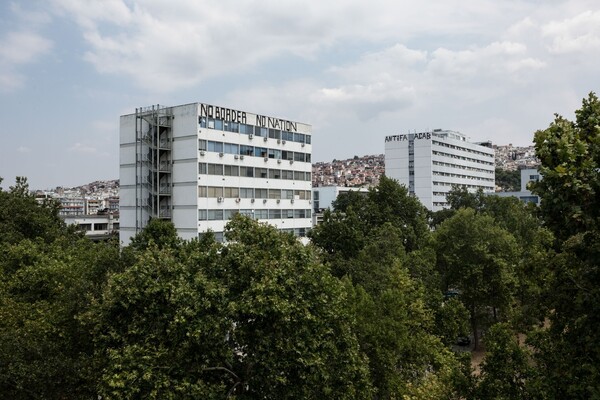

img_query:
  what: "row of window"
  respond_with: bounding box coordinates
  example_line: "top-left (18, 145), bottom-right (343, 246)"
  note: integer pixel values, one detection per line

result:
top-left (199, 117), bottom-right (311, 144)
top-left (432, 150), bottom-right (494, 167)
top-left (433, 171), bottom-right (494, 182)
top-left (433, 181), bottom-right (495, 190)
top-left (432, 140), bottom-right (494, 159)
top-left (199, 208), bottom-right (312, 221)
top-left (432, 160), bottom-right (494, 175)
top-left (198, 163), bottom-right (311, 181)
top-left (200, 227), bottom-right (308, 243)
top-left (200, 140), bottom-right (311, 163)
top-left (198, 186), bottom-right (311, 200)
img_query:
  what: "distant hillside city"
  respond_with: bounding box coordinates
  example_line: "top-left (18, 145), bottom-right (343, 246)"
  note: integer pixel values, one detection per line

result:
top-left (33, 143), bottom-right (537, 217)
top-left (312, 143), bottom-right (538, 189)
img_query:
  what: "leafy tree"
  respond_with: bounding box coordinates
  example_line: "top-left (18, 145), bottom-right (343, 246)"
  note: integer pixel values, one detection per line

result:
top-left (434, 209), bottom-right (519, 350)
top-left (345, 255), bottom-right (469, 399)
top-left (435, 298), bottom-right (470, 347)
top-left (527, 230), bottom-right (600, 399)
top-left (476, 323), bottom-right (532, 400)
top-left (446, 186), bottom-right (486, 211)
top-left (495, 168), bottom-right (521, 192)
top-left (0, 176), bottom-right (72, 245)
top-left (92, 215), bottom-right (372, 399)
top-left (532, 92), bottom-right (600, 242)
top-left (310, 176), bottom-right (429, 264)
top-left (525, 93), bottom-right (600, 398)
top-left (432, 186), bottom-right (553, 330)
top-left (0, 177), bottom-right (120, 398)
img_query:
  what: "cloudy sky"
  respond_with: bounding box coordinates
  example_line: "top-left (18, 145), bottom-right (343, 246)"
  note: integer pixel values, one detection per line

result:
top-left (1, 0), bottom-right (599, 189)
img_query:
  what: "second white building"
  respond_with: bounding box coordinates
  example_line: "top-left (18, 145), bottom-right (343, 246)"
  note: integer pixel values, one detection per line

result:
top-left (385, 129), bottom-right (495, 211)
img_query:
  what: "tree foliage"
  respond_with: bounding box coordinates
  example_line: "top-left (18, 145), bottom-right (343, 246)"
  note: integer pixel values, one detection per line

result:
top-left (523, 92), bottom-right (600, 398)
top-left (495, 168), bottom-right (521, 192)
top-left (532, 92), bottom-right (600, 242)
top-left (477, 323), bottom-right (532, 400)
top-left (434, 209), bottom-right (519, 349)
top-left (92, 215), bottom-right (372, 399)
top-left (0, 177), bottom-right (119, 399)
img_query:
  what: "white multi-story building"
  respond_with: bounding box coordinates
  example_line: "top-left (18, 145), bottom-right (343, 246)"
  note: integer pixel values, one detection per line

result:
top-left (119, 103), bottom-right (312, 244)
top-left (385, 129), bottom-right (495, 211)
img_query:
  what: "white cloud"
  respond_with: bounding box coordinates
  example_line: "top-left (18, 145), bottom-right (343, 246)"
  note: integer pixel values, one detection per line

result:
top-left (428, 41), bottom-right (545, 78)
top-left (0, 30), bottom-right (53, 91)
top-left (49, 0), bottom-right (533, 92)
top-left (542, 10), bottom-right (600, 53)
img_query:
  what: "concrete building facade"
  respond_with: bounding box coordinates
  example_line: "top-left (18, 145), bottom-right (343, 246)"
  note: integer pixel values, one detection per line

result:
top-left (385, 129), bottom-right (495, 211)
top-left (120, 103), bottom-right (312, 244)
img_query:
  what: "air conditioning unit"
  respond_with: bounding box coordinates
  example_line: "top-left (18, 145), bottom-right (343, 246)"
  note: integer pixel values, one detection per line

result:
top-left (249, 134), bottom-right (254, 139)
top-left (290, 199), bottom-right (295, 204)
top-left (251, 198), bottom-right (255, 203)
top-left (309, 200), bottom-right (312, 204)
top-left (277, 139), bottom-right (281, 144)
top-left (200, 150), bottom-right (205, 156)
top-left (219, 152), bottom-right (224, 157)
top-left (217, 197), bottom-right (224, 203)
top-left (235, 198), bottom-right (241, 203)
top-left (290, 160), bottom-right (294, 164)
top-left (240, 155), bottom-right (245, 160)
top-left (277, 159), bottom-right (282, 164)
top-left (263, 199), bottom-right (267, 204)
top-left (301, 143), bottom-right (305, 147)
top-left (234, 154), bottom-right (239, 159)
top-left (263, 137), bottom-right (268, 142)
top-left (282, 140), bottom-right (286, 144)
top-left (264, 157), bottom-right (269, 162)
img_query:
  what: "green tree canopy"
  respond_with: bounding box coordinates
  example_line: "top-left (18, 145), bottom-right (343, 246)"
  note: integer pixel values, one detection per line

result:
top-left (532, 92), bottom-right (600, 242)
top-left (92, 215), bottom-right (372, 399)
top-left (434, 208), bottom-right (519, 349)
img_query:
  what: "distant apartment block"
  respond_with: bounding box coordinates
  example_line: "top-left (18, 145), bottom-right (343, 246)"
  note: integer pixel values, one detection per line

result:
top-left (385, 129), bottom-right (495, 211)
top-left (63, 213), bottom-right (120, 241)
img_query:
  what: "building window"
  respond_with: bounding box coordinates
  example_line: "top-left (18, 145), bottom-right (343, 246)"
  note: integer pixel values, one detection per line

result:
top-left (269, 209), bottom-right (281, 219)
top-left (269, 169), bottom-right (281, 179)
top-left (208, 141), bottom-right (223, 152)
top-left (268, 189), bottom-right (281, 199)
top-left (255, 168), bottom-right (268, 178)
top-left (240, 166), bottom-right (254, 177)
top-left (207, 163), bottom-right (223, 175)
top-left (255, 209), bottom-right (268, 219)
top-left (240, 187), bottom-right (254, 198)
top-left (224, 187), bottom-right (239, 198)
top-left (268, 129), bottom-right (280, 139)
top-left (207, 187), bottom-right (223, 197)
top-left (224, 165), bottom-right (239, 176)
